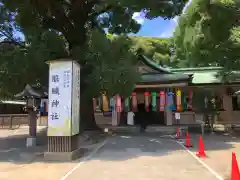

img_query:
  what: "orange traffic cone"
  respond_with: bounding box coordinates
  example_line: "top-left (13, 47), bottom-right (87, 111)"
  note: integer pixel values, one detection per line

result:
top-left (196, 136), bottom-right (207, 158)
top-left (231, 152), bottom-right (240, 180)
top-left (184, 132), bottom-right (193, 148)
top-left (175, 127), bottom-right (183, 139)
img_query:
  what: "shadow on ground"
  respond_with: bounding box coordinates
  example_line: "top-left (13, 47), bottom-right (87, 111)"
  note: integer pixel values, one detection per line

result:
top-left (0, 127), bottom-right (240, 165)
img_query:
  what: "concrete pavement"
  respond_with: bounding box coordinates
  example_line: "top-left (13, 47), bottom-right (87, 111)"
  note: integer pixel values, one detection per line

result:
top-left (0, 129), bottom-right (235, 180)
top-left (62, 135), bottom-right (220, 180)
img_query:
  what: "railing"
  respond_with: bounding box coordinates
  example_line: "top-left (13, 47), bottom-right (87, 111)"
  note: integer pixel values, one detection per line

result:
top-left (0, 114), bottom-right (28, 129)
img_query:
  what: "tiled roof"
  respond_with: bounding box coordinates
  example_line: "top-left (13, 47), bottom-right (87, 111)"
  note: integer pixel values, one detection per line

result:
top-left (139, 73), bottom-right (192, 84)
top-left (138, 55), bottom-right (240, 85)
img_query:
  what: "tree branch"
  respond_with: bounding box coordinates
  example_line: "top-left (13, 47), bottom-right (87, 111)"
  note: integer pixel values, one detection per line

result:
top-left (0, 30), bottom-right (25, 48)
top-left (89, 4), bottom-right (113, 19)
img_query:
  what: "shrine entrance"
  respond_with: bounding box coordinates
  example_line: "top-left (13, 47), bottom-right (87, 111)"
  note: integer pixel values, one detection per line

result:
top-left (134, 103), bottom-right (165, 126)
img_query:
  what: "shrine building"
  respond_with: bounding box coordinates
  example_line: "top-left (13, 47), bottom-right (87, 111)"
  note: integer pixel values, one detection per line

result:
top-left (94, 55), bottom-right (240, 128)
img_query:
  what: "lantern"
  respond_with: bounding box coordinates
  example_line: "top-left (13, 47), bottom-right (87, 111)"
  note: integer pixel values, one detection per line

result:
top-left (132, 92), bottom-right (137, 112)
top-left (159, 91), bottom-right (165, 112)
top-left (116, 95), bottom-right (122, 113)
top-left (176, 89), bottom-right (182, 112)
top-left (144, 92), bottom-right (150, 112)
top-left (102, 92), bottom-right (109, 112)
top-left (151, 92), bottom-right (157, 112)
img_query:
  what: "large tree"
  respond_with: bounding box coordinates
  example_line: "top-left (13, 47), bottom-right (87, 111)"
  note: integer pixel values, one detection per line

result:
top-left (0, 0), bottom-right (188, 130)
top-left (172, 0), bottom-right (240, 69)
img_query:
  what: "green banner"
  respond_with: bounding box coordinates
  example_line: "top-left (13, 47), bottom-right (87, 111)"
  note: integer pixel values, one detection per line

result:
top-left (151, 92), bottom-right (157, 111)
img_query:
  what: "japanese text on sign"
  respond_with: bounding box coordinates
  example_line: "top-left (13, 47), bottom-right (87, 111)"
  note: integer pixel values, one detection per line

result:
top-left (50, 74), bottom-right (60, 120)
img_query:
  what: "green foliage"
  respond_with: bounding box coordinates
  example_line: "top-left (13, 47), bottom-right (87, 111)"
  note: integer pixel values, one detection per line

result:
top-left (130, 36), bottom-right (172, 65)
top-left (172, 0), bottom-right (240, 69)
top-left (73, 30), bottom-right (140, 98)
top-left (108, 35), bottom-right (174, 67)
top-left (0, 29), bottom-right (67, 96)
top-left (0, 0), bottom-right (188, 98)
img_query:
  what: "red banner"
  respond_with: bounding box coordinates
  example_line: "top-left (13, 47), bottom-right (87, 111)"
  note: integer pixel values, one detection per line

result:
top-left (159, 91), bottom-right (165, 112)
top-left (116, 95), bottom-right (122, 112)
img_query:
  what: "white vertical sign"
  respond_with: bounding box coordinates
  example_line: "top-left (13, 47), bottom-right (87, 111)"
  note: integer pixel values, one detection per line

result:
top-left (71, 61), bottom-right (80, 135)
top-left (47, 60), bottom-right (80, 136)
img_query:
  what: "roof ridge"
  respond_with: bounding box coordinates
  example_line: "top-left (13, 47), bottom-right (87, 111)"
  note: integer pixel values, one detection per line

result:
top-left (139, 55), bottom-right (173, 74)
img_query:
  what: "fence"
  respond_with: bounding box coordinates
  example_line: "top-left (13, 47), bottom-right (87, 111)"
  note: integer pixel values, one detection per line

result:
top-left (0, 114), bottom-right (28, 129)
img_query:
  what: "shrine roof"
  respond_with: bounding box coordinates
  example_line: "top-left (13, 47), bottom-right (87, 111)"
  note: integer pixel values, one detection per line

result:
top-left (138, 56), bottom-right (240, 85)
top-left (138, 55), bottom-right (193, 84)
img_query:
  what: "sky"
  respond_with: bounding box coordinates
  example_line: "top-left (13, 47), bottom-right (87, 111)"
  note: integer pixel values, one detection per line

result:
top-left (132, 0), bottom-right (192, 38)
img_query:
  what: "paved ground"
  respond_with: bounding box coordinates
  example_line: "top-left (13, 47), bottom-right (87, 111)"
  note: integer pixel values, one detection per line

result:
top-left (0, 128), bottom-right (239, 180)
top-left (182, 132), bottom-right (240, 180)
top-left (0, 127), bottom-right (104, 180)
top-left (63, 135), bottom-right (220, 180)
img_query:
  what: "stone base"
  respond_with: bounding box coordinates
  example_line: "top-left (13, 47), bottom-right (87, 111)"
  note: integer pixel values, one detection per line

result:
top-left (44, 148), bottom-right (85, 161)
top-left (26, 137), bottom-right (36, 147)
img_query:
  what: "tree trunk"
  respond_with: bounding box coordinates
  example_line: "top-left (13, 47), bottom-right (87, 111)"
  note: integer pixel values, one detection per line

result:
top-left (67, 29), bottom-right (99, 132)
top-left (80, 95), bottom-right (100, 132)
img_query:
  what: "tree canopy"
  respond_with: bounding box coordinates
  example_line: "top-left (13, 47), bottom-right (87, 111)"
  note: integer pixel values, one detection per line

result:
top-left (172, 0), bottom-right (240, 69)
top-left (108, 35), bottom-right (173, 67)
top-left (2, 0), bottom-right (187, 51)
top-left (0, 0), bottom-right (188, 98)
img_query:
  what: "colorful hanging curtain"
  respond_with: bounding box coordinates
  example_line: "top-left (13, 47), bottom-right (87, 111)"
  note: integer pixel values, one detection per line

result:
top-left (102, 92), bottom-right (109, 112)
top-left (159, 91), bottom-right (165, 112)
top-left (188, 88), bottom-right (193, 110)
top-left (92, 97), bottom-right (97, 111)
top-left (116, 95), bottom-right (122, 113)
top-left (144, 92), bottom-right (150, 112)
top-left (167, 88), bottom-right (175, 110)
top-left (176, 89), bottom-right (182, 112)
top-left (151, 92), bottom-right (157, 112)
top-left (132, 92), bottom-right (137, 112)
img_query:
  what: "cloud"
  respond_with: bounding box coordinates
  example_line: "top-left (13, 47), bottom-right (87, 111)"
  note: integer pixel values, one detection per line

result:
top-left (159, 19), bottom-right (177, 38)
top-left (159, 0), bottom-right (193, 38)
top-left (132, 12), bottom-right (145, 24)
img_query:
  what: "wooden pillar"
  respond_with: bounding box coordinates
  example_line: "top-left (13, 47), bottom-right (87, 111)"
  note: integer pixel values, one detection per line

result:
top-left (28, 109), bottom-right (37, 137)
